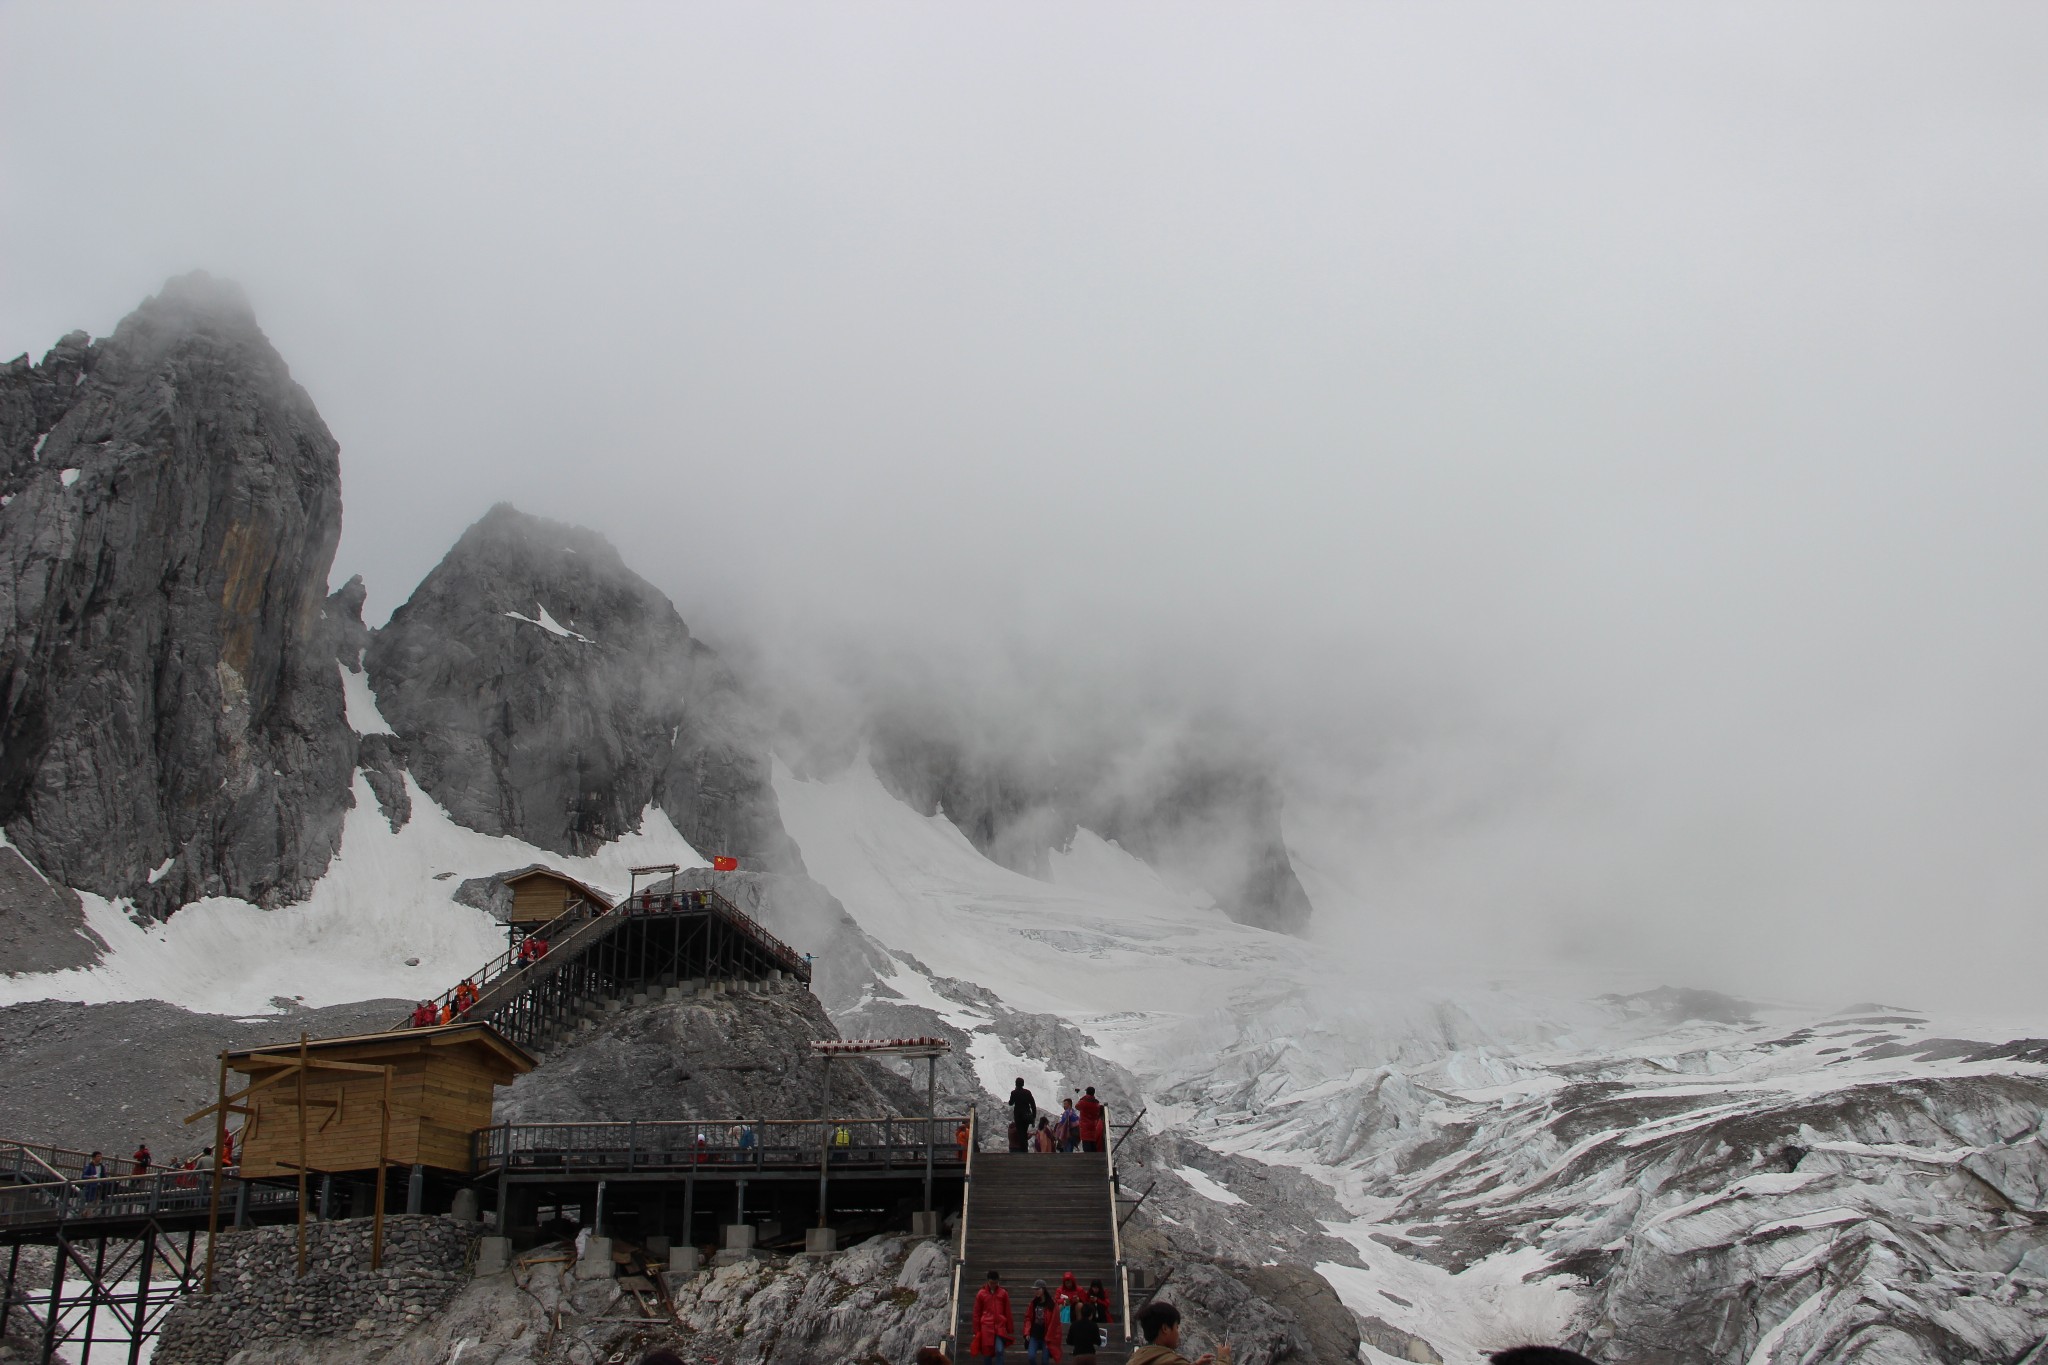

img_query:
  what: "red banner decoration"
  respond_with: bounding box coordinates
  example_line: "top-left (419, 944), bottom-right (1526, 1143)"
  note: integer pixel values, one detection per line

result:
top-left (711, 855), bottom-right (739, 872)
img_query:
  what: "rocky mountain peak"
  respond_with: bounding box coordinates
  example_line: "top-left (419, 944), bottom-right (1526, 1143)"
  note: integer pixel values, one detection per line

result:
top-left (0, 274), bottom-right (354, 915)
top-left (367, 504), bottom-right (801, 871)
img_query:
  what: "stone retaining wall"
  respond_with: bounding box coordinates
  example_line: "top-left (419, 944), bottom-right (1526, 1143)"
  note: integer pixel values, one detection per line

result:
top-left (153, 1215), bottom-right (475, 1365)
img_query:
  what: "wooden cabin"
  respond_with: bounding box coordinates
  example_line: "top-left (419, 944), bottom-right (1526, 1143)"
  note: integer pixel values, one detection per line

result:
top-left (502, 867), bottom-right (614, 928)
top-left (227, 1024), bottom-right (536, 1178)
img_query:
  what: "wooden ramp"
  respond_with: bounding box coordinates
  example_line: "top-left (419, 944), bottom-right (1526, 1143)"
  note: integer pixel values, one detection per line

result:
top-left (956, 1152), bottom-right (1129, 1364)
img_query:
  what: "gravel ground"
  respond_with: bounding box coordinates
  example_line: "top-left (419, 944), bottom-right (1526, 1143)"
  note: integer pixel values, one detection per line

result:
top-left (0, 997), bottom-right (408, 1161)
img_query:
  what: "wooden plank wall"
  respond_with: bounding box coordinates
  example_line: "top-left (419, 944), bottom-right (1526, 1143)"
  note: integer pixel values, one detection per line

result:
top-left (510, 880), bottom-right (571, 924)
top-left (238, 1053), bottom-right (507, 1176)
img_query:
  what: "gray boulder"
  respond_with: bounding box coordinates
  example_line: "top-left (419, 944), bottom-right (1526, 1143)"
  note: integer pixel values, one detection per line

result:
top-left (366, 504), bottom-right (800, 871)
top-left (0, 273), bottom-right (355, 916)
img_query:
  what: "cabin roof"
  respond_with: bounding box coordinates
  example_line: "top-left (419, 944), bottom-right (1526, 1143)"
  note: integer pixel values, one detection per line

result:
top-left (501, 866), bottom-right (615, 909)
top-left (226, 1022), bottom-right (538, 1077)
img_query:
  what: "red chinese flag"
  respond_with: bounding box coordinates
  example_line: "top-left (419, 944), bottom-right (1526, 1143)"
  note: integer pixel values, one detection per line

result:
top-left (711, 855), bottom-right (739, 872)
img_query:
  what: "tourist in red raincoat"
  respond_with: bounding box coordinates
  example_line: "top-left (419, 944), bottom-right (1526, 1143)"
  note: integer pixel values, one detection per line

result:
top-left (1076, 1088), bottom-right (1106, 1152)
top-left (1052, 1270), bottom-right (1093, 1361)
top-left (971, 1269), bottom-right (1015, 1363)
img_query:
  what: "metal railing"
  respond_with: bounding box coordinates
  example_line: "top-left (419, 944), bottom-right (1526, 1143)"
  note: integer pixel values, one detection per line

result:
top-left (1106, 1104), bottom-right (1133, 1343)
top-left (397, 887), bottom-right (814, 1033)
top-left (944, 1105), bottom-right (977, 1361)
top-left (0, 1168), bottom-right (294, 1232)
top-left (397, 898), bottom-right (597, 1028)
top-left (1, 1139), bottom-right (89, 1184)
top-left (472, 1115), bottom-right (970, 1177)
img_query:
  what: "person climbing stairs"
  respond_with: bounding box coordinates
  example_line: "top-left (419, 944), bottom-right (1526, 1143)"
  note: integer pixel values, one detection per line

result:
top-left (957, 1150), bottom-right (1128, 1363)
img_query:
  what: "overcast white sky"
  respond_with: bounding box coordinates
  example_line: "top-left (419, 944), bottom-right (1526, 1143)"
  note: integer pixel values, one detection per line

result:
top-left (6, 4), bottom-right (2047, 1003)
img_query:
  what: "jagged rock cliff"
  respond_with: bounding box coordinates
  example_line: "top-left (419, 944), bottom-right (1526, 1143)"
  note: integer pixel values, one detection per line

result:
top-left (0, 274), bottom-right (355, 916)
top-left (367, 504), bottom-right (800, 870)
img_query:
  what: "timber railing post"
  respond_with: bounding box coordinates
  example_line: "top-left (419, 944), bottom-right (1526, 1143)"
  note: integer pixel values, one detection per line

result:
top-left (295, 1033), bottom-right (310, 1278)
top-left (203, 1052), bottom-right (227, 1293)
top-left (372, 1064), bottom-right (392, 1271)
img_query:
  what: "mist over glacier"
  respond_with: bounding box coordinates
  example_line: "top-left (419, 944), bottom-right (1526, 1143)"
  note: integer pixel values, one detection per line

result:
top-left (7, 4), bottom-right (2048, 1007)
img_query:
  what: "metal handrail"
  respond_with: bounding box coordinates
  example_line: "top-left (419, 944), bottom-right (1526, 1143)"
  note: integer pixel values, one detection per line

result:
top-left (944, 1104), bottom-right (977, 1361)
top-left (398, 886), bottom-right (814, 1032)
top-left (1110, 1107), bottom-right (1147, 1155)
top-left (396, 897), bottom-right (598, 1028)
top-left (1117, 1180), bottom-right (1157, 1231)
top-left (1, 1139), bottom-right (83, 1183)
top-left (0, 1167), bottom-right (291, 1231)
top-left (472, 1115), bottom-right (972, 1176)
top-left (1105, 1104), bottom-right (1132, 1343)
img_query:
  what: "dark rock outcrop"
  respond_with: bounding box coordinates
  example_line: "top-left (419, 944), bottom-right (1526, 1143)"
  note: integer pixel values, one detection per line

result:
top-left (367, 504), bottom-right (800, 871)
top-left (499, 985), bottom-right (919, 1123)
top-left (0, 274), bottom-right (355, 916)
top-left (0, 845), bottom-right (104, 973)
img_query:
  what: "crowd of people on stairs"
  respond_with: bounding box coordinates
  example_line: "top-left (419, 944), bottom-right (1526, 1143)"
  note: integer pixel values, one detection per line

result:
top-left (1005, 1079), bottom-right (1105, 1154)
top-left (409, 976), bottom-right (484, 1028)
top-left (972, 1269), bottom-right (1111, 1365)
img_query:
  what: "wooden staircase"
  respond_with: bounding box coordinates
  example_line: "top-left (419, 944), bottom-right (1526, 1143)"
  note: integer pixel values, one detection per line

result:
top-left (956, 1152), bottom-right (1129, 1363)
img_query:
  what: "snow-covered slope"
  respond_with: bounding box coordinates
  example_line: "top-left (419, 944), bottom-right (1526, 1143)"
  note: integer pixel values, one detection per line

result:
top-left (773, 753), bottom-right (2048, 1363)
top-left (9, 733), bottom-right (2048, 1363)
top-left (0, 771), bottom-right (702, 1016)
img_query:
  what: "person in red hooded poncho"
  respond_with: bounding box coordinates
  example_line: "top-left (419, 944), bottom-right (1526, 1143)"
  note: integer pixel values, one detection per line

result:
top-left (1075, 1087), bottom-right (1106, 1152)
top-left (972, 1270), bottom-right (1015, 1363)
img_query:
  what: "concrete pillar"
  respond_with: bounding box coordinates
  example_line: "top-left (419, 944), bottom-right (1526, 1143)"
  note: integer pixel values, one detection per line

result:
top-left (475, 1237), bottom-right (512, 1275)
top-left (450, 1188), bottom-right (481, 1222)
top-left (668, 1245), bottom-right (702, 1274)
top-left (406, 1165), bottom-right (425, 1215)
top-left (804, 1227), bottom-right (838, 1255)
top-left (576, 1236), bottom-right (615, 1279)
top-left (911, 1211), bottom-right (941, 1238)
top-left (722, 1225), bottom-right (756, 1252)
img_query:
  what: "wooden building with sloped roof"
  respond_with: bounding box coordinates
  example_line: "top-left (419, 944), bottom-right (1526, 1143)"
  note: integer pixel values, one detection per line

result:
top-left (502, 867), bottom-right (614, 928)
top-left (227, 1024), bottom-right (536, 1178)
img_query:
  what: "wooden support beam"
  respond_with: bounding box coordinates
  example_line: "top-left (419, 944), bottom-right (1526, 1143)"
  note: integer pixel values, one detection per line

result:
top-left (203, 1053), bottom-right (227, 1294)
top-left (296, 1033), bottom-right (310, 1277)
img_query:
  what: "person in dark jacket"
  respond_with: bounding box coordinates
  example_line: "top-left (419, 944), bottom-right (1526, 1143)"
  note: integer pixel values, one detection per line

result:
top-left (1063, 1295), bottom-right (1103, 1365)
top-left (1007, 1079), bottom-right (1037, 1154)
top-left (81, 1151), bottom-right (108, 1201)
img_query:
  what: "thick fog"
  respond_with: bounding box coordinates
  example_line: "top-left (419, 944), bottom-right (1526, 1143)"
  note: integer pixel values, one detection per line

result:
top-left (6, 5), bottom-right (2047, 1006)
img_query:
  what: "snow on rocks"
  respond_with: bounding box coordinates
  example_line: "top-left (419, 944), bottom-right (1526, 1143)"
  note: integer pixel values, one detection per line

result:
top-left (0, 772), bottom-right (702, 1015)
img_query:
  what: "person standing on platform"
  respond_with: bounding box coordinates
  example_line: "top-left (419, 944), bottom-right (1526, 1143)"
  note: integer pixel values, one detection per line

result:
top-left (81, 1151), bottom-right (108, 1201)
top-left (972, 1269), bottom-right (1016, 1365)
top-left (131, 1142), bottom-right (151, 1176)
top-left (1008, 1079), bottom-right (1038, 1154)
top-left (1056, 1098), bottom-right (1080, 1152)
top-left (1023, 1280), bottom-right (1058, 1365)
top-left (1065, 1293), bottom-right (1103, 1365)
top-left (1076, 1088), bottom-right (1106, 1152)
